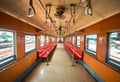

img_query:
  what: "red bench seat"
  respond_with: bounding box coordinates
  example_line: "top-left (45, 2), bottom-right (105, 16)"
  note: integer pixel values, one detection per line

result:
top-left (37, 42), bottom-right (57, 59)
top-left (63, 41), bottom-right (83, 60)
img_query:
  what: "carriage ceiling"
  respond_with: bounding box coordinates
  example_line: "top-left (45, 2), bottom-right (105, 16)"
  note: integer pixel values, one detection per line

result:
top-left (0, 0), bottom-right (120, 37)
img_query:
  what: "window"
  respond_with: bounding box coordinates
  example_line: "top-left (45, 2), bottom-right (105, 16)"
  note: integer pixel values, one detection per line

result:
top-left (69, 37), bottom-right (71, 43)
top-left (49, 37), bottom-right (52, 43)
top-left (66, 37), bottom-right (69, 42)
top-left (65, 37), bottom-right (67, 42)
top-left (46, 36), bottom-right (49, 44)
top-left (72, 36), bottom-right (75, 45)
top-left (40, 35), bottom-right (45, 47)
top-left (107, 32), bottom-right (120, 70)
top-left (85, 34), bottom-right (97, 55)
top-left (76, 36), bottom-right (80, 48)
top-left (0, 30), bottom-right (15, 66)
top-left (25, 35), bottom-right (36, 53)
top-left (52, 37), bottom-right (55, 42)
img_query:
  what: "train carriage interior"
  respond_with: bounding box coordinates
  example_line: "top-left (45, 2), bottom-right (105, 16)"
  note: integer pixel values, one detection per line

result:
top-left (0, 0), bottom-right (120, 82)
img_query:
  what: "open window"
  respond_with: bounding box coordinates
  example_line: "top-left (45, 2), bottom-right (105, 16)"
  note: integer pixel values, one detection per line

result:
top-left (72, 36), bottom-right (75, 45)
top-left (25, 34), bottom-right (36, 53)
top-left (76, 36), bottom-right (80, 48)
top-left (107, 32), bottom-right (120, 70)
top-left (66, 37), bottom-right (69, 42)
top-left (69, 37), bottom-right (71, 43)
top-left (0, 30), bottom-right (15, 66)
top-left (52, 37), bottom-right (55, 42)
top-left (40, 35), bottom-right (45, 47)
top-left (85, 34), bottom-right (97, 55)
top-left (46, 36), bottom-right (49, 44)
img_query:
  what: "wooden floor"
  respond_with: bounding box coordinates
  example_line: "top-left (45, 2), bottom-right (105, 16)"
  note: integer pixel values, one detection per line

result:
top-left (24, 43), bottom-right (96, 82)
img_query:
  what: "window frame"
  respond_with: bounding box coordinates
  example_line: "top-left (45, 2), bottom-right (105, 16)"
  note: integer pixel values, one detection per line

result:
top-left (25, 34), bottom-right (36, 54)
top-left (66, 37), bottom-right (69, 42)
top-left (40, 35), bottom-right (45, 47)
top-left (84, 34), bottom-right (97, 56)
top-left (46, 36), bottom-right (49, 44)
top-left (0, 29), bottom-right (16, 67)
top-left (69, 37), bottom-right (71, 43)
top-left (76, 36), bottom-right (81, 48)
top-left (106, 32), bottom-right (120, 70)
top-left (52, 37), bottom-right (55, 42)
top-left (72, 36), bottom-right (75, 45)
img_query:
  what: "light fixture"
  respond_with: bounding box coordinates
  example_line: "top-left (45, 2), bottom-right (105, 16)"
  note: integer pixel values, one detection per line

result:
top-left (27, 0), bottom-right (35, 17)
top-left (85, 0), bottom-right (92, 16)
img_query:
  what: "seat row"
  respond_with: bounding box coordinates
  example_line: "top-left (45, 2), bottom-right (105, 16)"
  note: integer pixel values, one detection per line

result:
top-left (37, 42), bottom-right (57, 59)
top-left (64, 41), bottom-right (83, 60)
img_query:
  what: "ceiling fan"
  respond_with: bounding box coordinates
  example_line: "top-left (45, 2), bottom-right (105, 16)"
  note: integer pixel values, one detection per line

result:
top-left (54, 6), bottom-right (66, 19)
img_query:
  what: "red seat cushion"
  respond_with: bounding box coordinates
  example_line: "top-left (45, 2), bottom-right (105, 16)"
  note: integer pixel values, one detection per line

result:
top-left (37, 42), bottom-right (57, 59)
top-left (64, 41), bottom-right (83, 60)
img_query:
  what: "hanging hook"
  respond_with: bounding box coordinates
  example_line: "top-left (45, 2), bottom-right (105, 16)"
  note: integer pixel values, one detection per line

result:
top-left (45, 4), bottom-right (51, 19)
top-left (70, 4), bottom-right (76, 25)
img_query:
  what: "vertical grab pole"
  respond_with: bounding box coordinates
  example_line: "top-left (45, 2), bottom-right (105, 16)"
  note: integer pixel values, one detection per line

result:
top-left (47, 55), bottom-right (49, 65)
top-left (46, 51), bottom-right (49, 65)
top-left (72, 50), bottom-right (75, 66)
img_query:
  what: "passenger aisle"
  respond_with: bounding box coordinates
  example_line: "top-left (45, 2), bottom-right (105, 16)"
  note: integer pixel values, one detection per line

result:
top-left (24, 43), bottom-right (96, 82)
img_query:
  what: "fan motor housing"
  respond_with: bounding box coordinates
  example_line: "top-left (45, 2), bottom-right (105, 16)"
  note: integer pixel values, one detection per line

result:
top-left (54, 6), bottom-right (65, 19)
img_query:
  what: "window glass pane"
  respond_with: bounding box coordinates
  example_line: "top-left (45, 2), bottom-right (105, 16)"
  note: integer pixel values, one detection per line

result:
top-left (25, 35), bottom-right (36, 53)
top-left (49, 37), bottom-right (52, 43)
top-left (68, 37), bottom-right (69, 42)
top-left (0, 30), bottom-right (15, 66)
top-left (69, 37), bottom-right (71, 43)
top-left (66, 37), bottom-right (68, 42)
top-left (85, 34), bottom-right (97, 55)
top-left (65, 37), bottom-right (67, 42)
top-left (107, 32), bottom-right (120, 69)
top-left (46, 36), bottom-right (49, 44)
top-left (52, 37), bottom-right (55, 42)
top-left (40, 35), bottom-right (45, 47)
top-left (72, 37), bottom-right (75, 45)
top-left (76, 36), bottom-right (80, 47)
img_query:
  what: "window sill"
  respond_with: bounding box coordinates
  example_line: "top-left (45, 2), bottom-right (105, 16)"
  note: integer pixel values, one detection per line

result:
top-left (85, 49), bottom-right (96, 56)
top-left (0, 55), bottom-right (16, 67)
top-left (106, 60), bottom-right (120, 72)
top-left (0, 58), bottom-right (17, 72)
top-left (84, 51), bottom-right (120, 73)
top-left (25, 49), bottom-right (36, 55)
